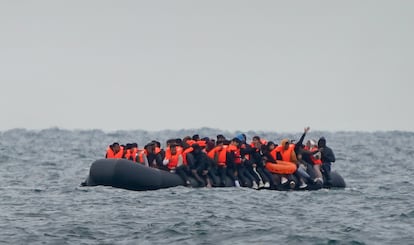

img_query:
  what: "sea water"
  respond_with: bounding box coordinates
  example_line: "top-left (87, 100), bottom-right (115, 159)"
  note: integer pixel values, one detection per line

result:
top-left (0, 128), bottom-right (413, 244)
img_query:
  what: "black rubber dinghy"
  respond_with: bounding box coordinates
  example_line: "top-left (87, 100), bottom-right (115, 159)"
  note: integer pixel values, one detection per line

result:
top-left (82, 159), bottom-right (346, 191)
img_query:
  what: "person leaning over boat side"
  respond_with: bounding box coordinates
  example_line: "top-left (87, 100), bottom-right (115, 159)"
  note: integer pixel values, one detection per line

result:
top-left (105, 142), bottom-right (124, 159)
top-left (163, 143), bottom-right (191, 186)
top-left (317, 137), bottom-right (336, 187)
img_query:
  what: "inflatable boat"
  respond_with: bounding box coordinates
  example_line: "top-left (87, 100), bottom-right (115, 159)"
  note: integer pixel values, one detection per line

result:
top-left (81, 159), bottom-right (346, 191)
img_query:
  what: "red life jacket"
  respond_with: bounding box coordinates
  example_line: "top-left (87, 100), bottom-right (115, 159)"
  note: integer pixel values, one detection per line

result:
top-left (166, 153), bottom-right (181, 169)
top-left (305, 146), bottom-right (322, 165)
top-left (217, 145), bottom-right (228, 166)
top-left (227, 145), bottom-right (242, 165)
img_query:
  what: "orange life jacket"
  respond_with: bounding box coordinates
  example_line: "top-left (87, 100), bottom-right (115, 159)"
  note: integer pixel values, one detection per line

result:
top-left (135, 150), bottom-right (146, 164)
top-left (185, 140), bottom-right (196, 147)
top-left (207, 146), bottom-right (218, 160)
top-left (106, 146), bottom-right (124, 159)
top-left (273, 144), bottom-right (296, 162)
top-left (182, 147), bottom-right (193, 166)
top-left (124, 147), bottom-right (138, 162)
top-left (154, 146), bottom-right (161, 154)
top-left (227, 145), bottom-right (242, 165)
top-left (164, 150), bottom-right (182, 169)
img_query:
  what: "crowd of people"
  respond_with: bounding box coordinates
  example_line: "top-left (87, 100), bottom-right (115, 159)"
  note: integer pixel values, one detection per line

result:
top-left (104, 127), bottom-right (336, 190)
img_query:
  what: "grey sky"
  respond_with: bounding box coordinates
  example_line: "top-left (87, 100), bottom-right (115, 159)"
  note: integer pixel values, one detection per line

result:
top-left (1, 1), bottom-right (413, 132)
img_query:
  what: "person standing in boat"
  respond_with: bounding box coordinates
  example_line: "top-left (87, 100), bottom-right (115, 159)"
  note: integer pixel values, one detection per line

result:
top-left (317, 137), bottom-right (336, 187)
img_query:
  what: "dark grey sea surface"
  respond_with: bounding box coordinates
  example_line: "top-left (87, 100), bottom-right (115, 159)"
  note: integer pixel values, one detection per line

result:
top-left (1, 128), bottom-right (413, 245)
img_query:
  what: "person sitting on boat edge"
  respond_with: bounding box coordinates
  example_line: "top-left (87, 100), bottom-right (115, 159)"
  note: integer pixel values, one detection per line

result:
top-left (123, 143), bottom-right (138, 162)
top-left (207, 138), bottom-right (229, 187)
top-left (317, 137), bottom-right (336, 187)
top-left (105, 142), bottom-right (124, 159)
top-left (235, 133), bottom-right (260, 188)
top-left (163, 143), bottom-right (191, 186)
top-left (248, 136), bottom-right (273, 189)
top-left (186, 143), bottom-right (213, 187)
top-left (145, 142), bottom-right (164, 169)
top-left (226, 137), bottom-right (246, 187)
top-left (303, 139), bottom-right (323, 183)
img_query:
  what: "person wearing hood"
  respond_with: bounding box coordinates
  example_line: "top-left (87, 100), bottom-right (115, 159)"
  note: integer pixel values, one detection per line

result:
top-left (317, 137), bottom-right (336, 187)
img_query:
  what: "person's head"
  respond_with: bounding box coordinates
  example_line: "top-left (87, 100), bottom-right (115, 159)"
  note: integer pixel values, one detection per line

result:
top-left (192, 134), bottom-right (200, 141)
top-left (252, 136), bottom-right (261, 147)
top-left (318, 137), bottom-right (326, 148)
top-left (112, 142), bottom-right (121, 153)
top-left (267, 141), bottom-right (276, 151)
top-left (280, 138), bottom-right (290, 150)
top-left (201, 137), bottom-right (210, 142)
top-left (235, 133), bottom-right (246, 143)
top-left (306, 139), bottom-right (317, 149)
top-left (231, 137), bottom-right (241, 147)
top-left (175, 138), bottom-right (183, 146)
top-left (206, 140), bottom-right (215, 152)
top-left (216, 139), bottom-right (224, 146)
top-left (166, 138), bottom-right (176, 147)
top-left (145, 142), bottom-right (156, 153)
top-left (152, 140), bottom-right (161, 148)
top-left (170, 144), bottom-right (177, 154)
top-left (216, 134), bottom-right (226, 141)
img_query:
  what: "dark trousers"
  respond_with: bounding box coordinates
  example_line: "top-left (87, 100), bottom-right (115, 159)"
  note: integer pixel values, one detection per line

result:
top-left (217, 165), bottom-right (237, 186)
top-left (321, 162), bottom-right (332, 186)
top-left (236, 164), bottom-right (255, 187)
top-left (175, 165), bottom-right (189, 183)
